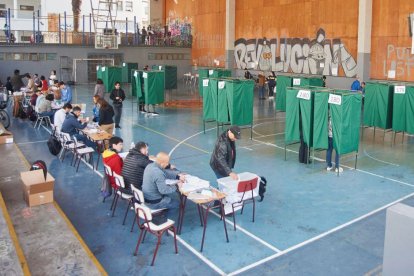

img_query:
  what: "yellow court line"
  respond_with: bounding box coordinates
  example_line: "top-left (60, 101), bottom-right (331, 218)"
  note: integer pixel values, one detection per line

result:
top-left (135, 123), bottom-right (210, 154)
top-left (13, 143), bottom-right (108, 275)
top-left (0, 192), bottom-right (31, 276)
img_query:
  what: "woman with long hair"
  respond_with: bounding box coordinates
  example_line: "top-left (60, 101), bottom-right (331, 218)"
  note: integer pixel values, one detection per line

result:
top-left (97, 98), bottom-right (114, 135)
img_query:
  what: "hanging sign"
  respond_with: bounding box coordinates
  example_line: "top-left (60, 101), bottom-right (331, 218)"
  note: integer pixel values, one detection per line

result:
top-left (209, 70), bottom-right (214, 75)
top-left (203, 79), bottom-right (209, 87)
top-left (293, 78), bottom-right (301, 86)
top-left (218, 81), bottom-right (225, 89)
top-left (96, 65), bottom-right (99, 70)
top-left (328, 94), bottom-right (342, 105)
top-left (394, 86), bottom-right (406, 94)
top-left (133, 71), bottom-right (138, 77)
top-left (143, 72), bottom-right (148, 78)
top-left (102, 67), bottom-right (106, 72)
top-left (296, 90), bottom-right (311, 100)
top-left (159, 66), bottom-right (162, 70)
top-left (123, 62), bottom-right (126, 66)
top-left (387, 70), bottom-right (396, 79)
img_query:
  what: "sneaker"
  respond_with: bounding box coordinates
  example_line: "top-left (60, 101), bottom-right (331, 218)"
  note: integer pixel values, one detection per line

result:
top-left (326, 166), bottom-right (333, 171)
top-left (150, 112), bottom-right (159, 116)
top-left (115, 125), bottom-right (121, 129)
top-left (335, 167), bottom-right (344, 173)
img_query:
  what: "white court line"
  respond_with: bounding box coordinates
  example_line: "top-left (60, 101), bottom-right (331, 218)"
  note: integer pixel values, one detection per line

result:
top-left (363, 149), bottom-right (400, 167)
top-left (254, 132), bottom-right (285, 138)
top-left (207, 209), bottom-right (282, 253)
top-left (17, 140), bottom-right (48, 145)
top-left (168, 229), bottom-right (226, 275)
top-left (169, 127), bottom-right (216, 156)
top-left (251, 138), bottom-right (414, 189)
top-left (228, 191), bottom-right (414, 276)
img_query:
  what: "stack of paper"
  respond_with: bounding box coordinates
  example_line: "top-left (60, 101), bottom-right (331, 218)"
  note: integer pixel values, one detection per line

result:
top-left (181, 175), bottom-right (209, 193)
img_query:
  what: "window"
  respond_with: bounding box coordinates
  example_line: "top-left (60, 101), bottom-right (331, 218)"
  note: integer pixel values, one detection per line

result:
top-left (0, 4), bottom-right (5, 9)
top-left (20, 5), bottom-right (34, 11)
top-left (113, 1), bottom-right (122, 11)
top-left (125, 1), bottom-right (133, 12)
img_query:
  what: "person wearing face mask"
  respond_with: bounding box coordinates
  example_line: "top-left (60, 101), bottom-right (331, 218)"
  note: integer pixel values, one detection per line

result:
top-left (103, 136), bottom-right (124, 190)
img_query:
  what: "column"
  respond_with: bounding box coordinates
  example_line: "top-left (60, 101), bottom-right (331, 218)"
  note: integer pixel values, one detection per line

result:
top-left (225, 0), bottom-right (235, 70)
top-left (13, 0), bottom-right (18, 18)
top-left (357, 0), bottom-right (372, 81)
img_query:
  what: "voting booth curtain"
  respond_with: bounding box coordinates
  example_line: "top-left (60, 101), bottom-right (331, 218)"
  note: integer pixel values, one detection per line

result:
top-left (392, 85), bottom-right (414, 134)
top-left (100, 66), bottom-right (122, 92)
top-left (122, 63), bottom-right (138, 83)
top-left (285, 89), bottom-right (361, 155)
top-left (198, 68), bottom-right (231, 96)
top-left (152, 65), bottom-right (178, 89)
top-left (143, 71), bottom-right (165, 105)
top-left (198, 68), bottom-right (210, 96)
top-left (202, 78), bottom-right (218, 121)
top-left (363, 82), bottom-right (394, 129)
top-left (131, 70), bottom-right (143, 99)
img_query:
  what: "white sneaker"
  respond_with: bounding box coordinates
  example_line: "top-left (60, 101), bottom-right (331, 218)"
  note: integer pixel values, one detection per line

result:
top-left (326, 166), bottom-right (333, 171)
top-left (335, 167), bottom-right (344, 173)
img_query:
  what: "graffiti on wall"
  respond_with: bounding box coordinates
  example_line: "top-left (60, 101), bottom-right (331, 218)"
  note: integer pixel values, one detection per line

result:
top-left (167, 12), bottom-right (192, 46)
top-left (234, 29), bottom-right (357, 77)
top-left (383, 44), bottom-right (414, 78)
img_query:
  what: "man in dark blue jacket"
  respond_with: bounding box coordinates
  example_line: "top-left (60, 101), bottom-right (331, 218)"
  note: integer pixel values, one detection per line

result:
top-left (61, 106), bottom-right (96, 148)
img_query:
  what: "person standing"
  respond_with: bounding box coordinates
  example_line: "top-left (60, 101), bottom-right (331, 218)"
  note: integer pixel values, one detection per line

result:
top-left (326, 113), bottom-right (343, 173)
top-left (350, 75), bottom-right (361, 91)
top-left (94, 79), bottom-right (105, 98)
top-left (210, 126), bottom-right (241, 180)
top-left (258, 72), bottom-right (266, 99)
top-left (10, 69), bottom-right (26, 91)
top-left (267, 72), bottom-right (276, 99)
top-left (26, 74), bottom-right (35, 92)
top-left (49, 70), bottom-right (57, 86)
top-left (110, 81), bottom-right (125, 128)
top-left (97, 98), bottom-right (115, 135)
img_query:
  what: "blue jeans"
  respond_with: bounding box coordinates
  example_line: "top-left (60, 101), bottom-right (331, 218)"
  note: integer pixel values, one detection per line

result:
top-left (326, 137), bottom-right (339, 168)
top-left (73, 134), bottom-right (96, 149)
top-left (259, 85), bottom-right (265, 98)
top-left (146, 193), bottom-right (180, 219)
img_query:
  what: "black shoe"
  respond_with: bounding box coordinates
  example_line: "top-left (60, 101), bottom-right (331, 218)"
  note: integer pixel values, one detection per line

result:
top-left (115, 125), bottom-right (121, 129)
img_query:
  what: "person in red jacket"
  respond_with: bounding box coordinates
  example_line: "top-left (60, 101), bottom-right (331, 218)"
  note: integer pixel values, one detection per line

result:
top-left (103, 136), bottom-right (124, 189)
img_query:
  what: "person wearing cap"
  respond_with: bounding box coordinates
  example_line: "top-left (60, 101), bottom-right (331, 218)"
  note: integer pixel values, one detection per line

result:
top-left (102, 136), bottom-right (124, 190)
top-left (122, 141), bottom-right (153, 191)
top-left (210, 126), bottom-right (241, 180)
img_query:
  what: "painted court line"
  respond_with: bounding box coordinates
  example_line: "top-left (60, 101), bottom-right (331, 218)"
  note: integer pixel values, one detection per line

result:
top-left (252, 138), bottom-right (414, 189)
top-left (228, 191), bottom-right (414, 276)
top-left (363, 149), bottom-right (400, 167)
top-left (17, 140), bottom-right (48, 145)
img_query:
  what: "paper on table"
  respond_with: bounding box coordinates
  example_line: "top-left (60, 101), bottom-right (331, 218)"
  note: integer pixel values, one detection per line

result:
top-left (181, 175), bottom-right (209, 193)
top-left (166, 179), bottom-right (179, 185)
top-left (187, 192), bottom-right (210, 201)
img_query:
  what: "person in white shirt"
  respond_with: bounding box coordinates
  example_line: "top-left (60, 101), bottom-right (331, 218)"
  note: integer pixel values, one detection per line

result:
top-left (49, 70), bottom-right (57, 86)
top-left (54, 103), bottom-right (72, 131)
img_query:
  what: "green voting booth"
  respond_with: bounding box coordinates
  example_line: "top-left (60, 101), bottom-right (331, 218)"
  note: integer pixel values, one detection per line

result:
top-left (363, 81), bottom-right (394, 130)
top-left (152, 65), bottom-right (178, 89)
top-left (198, 68), bottom-right (232, 96)
top-left (285, 87), bottom-right (361, 169)
top-left (131, 70), bottom-right (144, 98)
top-left (122, 63), bottom-right (138, 83)
top-left (276, 74), bottom-right (324, 112)
top-left (392, 84), bottom-right (414, 138)
top-left (100, 66), bottom-right (122, 92)
top-left (202, 77), bottom-right (254, 137)
top-left (142, 70), bottom-right (165, 105)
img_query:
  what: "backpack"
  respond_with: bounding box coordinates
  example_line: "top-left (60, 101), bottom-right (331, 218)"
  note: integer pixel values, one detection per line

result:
top-left (30, 160), bottom-right (47, 180)
top-left (258, 176), bottom-right (267, 202)
top-left (100, 174), bottom-right (112, 201)
top-left (47, 130), bottom-right (62, 156)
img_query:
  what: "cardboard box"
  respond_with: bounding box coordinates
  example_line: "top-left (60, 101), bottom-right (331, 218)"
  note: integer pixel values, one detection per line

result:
top-left (0, 123), bottom-right (13, 144)
top-left (21, 170), bottom-right (54, 207)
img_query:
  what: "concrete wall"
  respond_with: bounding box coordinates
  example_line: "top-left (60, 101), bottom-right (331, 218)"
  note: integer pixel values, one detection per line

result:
top-left (0, 44), bottom-right (192, 84)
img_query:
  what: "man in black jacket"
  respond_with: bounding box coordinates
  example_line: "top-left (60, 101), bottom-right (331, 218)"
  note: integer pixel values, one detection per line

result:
top-left (210, 126), bottom-right (241, 180)
top-left (109, 81), bottom-right (125, 129)
top-left (122, 141), bottom-right (152, 190)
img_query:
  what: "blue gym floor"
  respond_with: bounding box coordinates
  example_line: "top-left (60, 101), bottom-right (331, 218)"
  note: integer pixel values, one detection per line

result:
top-left (8, 82), bottom-right (414, 275)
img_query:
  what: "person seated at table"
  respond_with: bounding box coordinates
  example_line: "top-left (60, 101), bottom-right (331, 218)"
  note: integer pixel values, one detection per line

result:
top-left (49, 80), bottom-right (59, 92)
top-left (26, 74), bottom-right (35, 92)
top-left (35, 90), bottom-right (47, 112)
top-left (122, 141), bottom-right (153, 191)
top-left (54, 103), bottom-right (72, 132)
top-left (51, 89), bottom-right (64, 110)
top-left (142, 152), bottom-right (185, 215)
top-left (103, 136), bottom-right (124, 190)
top-left (59, 81), bottom-right (72, 104)
top-left (30, 90), bottom-right (40, 107)
top-left (92, 95), bottom-right (100, 122)
top-left (61, 106), bottom-right (96, 149)
top-left (40, 75), bottom-right (48, 92)
top-left (37, 94), bottom-right (55, 122)
top-left (97, 98), bottom-right (115, 135)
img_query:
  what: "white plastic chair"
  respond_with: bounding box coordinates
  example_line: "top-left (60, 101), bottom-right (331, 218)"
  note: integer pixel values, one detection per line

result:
top-left (112, 172), bottom-right (134, 225)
